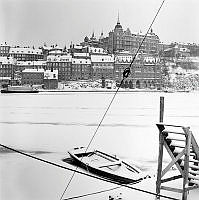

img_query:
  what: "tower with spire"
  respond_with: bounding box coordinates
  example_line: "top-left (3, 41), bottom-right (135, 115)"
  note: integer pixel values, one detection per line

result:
top-left (114, 11), bottom-right (123, 31)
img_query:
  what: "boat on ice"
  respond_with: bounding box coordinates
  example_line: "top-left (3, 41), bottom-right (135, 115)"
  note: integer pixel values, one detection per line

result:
top-left (1, 85), bottom-right (39, 93)
top-left (63, 147), bottom-right (147, 184)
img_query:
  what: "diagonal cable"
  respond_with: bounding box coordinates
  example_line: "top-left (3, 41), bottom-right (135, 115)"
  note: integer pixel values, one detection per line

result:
top-left (0, 143), bottom-right (179, 200)
top-left (63, 186), bottom-right (121, 200)
top-left (59, 1), bottom-right (166, 199)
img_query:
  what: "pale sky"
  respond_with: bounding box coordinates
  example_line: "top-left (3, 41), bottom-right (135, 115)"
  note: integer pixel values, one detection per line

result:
top-left (0, 0), bottom-right (199, 48)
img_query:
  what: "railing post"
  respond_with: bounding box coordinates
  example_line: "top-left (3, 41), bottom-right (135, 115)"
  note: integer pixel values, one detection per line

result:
top-left (182, 127), bottom-right (191, 200)
top-left (156, 96), bottom-right (164, 199)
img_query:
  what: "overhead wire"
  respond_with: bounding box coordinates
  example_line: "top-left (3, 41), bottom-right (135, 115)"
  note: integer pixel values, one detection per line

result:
top-left (1, 1), bottom-right (168, 200)
top-left (59, 0), bottom-right (166, 199)
top-left (63, 186), bottom-right (121, 200)
top-left (0, 144), bottom-right (179, 200)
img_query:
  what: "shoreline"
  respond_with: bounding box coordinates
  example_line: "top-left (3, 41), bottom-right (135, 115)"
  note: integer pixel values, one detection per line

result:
top-left (38, 89), bottom-right (162, 93)
top-left (38, 88), bottom-right (193, 93)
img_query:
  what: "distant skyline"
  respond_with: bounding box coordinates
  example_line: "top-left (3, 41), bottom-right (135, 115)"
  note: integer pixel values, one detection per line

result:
top-left (1, 0), bottom-right (199, 48)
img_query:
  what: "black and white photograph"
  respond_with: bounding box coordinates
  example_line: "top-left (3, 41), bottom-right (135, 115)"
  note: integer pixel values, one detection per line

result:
top-left (0, 0), bottom-right (199, 199)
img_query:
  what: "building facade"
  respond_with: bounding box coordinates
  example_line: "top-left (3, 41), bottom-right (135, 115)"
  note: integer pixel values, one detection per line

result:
top-left (21, 69), bottom-right (44, 85)
top-left (71, 58), bottom-right (91, 80)
top-left (0, 56), bottom-right (15, 85)
top-left (44, 69), bottom-right (58, 89)
top-left (114, 52), bottom-right (162, 89)
top-left (0, 43), bottom-right (10, 56)
top-left (46, 54), bottom-right (72, 81)
top-left (101, 17), bottom-right (160, 54)
top-left (16, 61), bottom-right (47, 72)
top-left (91, 54), bottom-right (114, 80)
top-left (9, 47), bottom-right (44, 61)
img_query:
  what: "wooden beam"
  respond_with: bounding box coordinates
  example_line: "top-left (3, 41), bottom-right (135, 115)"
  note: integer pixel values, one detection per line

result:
top-left (156, 97), bottom-right (164, 199)
top-left (163, 141), bottom-right (184, 175)
top-left (161, 186), bottom-right (183, 193)
top-left (161, 175), bottom-right (182, 183)
top-left (161, 149), bottom-right (185, 177)
top-left (163, 130), bottom-right (185, 135)
top-left (182, 127), bottom-right (192, 200)
top-left (191, 134), bottom-right (199, 160)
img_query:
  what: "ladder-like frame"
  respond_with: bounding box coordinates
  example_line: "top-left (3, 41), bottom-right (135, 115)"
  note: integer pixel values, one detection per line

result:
top-left (156, 123), bottom-right (199, 200)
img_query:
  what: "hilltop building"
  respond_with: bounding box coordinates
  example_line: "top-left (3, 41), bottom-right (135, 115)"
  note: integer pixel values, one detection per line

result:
top-left (81, 15), bottom-right (161, 55)
top-left (102, 15), bottom-right (160, 54)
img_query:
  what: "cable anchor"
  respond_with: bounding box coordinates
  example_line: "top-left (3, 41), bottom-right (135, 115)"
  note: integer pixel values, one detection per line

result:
top-left (123, 67), bottom-right (131, 79)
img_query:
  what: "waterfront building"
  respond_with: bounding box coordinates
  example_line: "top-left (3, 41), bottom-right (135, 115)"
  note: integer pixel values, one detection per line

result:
top-left (0, 56), bottom-right (15, 85)
top-left (0, 42), bottom-right (10, 56)
top-left (44, 69), bottom-right (58, 89)
top-left (91, 54), bottom-right (114, 80)
top-left (114, 51), bottom-right (134, 83)
top-left (46, 54), bottom-right (72, 81)
top-left (114, 52), bottom-right (162, 89)
top-left (9, 46), bottom-right (43, 61)
top-left (21, 69), bottom-right (44, 85)
top-left (71, 58), bottom-right (91, 80)
top-left (16, 61), bottom-right (47, 72)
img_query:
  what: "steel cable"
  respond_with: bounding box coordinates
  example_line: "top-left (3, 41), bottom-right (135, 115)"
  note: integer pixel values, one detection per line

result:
top-left (0, 144), bottom-right (179, 200)
top-left (59, 0), bottom-right (166, 199)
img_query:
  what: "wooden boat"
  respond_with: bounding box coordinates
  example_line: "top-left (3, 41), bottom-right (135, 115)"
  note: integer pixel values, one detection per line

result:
top-left (63, 147), bottom-right (147, 184)
top-left (1, 85), bottom-right (39, 93)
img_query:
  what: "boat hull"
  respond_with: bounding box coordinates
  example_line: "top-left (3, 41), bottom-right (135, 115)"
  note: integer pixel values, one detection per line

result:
top-left (1, 89), bottom-right (39, 93)
top-left (64, 147), bottom-right (143, 184)
top-left (1, 86), bottom-right (39, 93)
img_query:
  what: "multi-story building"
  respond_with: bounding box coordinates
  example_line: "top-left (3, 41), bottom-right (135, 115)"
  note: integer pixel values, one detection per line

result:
top-left (21, 68), bottom-right (58, 89)
top-left (114, 52), bottom-right (162, 89)
top-left (71, 58), bottom-right (91, 80)
top-left (44, 69), bottom-right (58, 89)
top-left (0, 56), bottom-right (15, 85)
top-left (16, 61), bottom-right (47, 72)
top-left (0, 42), bottom-right (10, 56)
top-left (21, 69), bottom-right (44, 85)
top-left (101, 16), bottom-right (160, 54)
top-left (81, 15), bottom-right (160, 55)
top-left (88, 46), bottom-right (107, 55)
top-left (81, 32), bottom-right (104, 48)
top-left (46, 54), bottom-right (72, 81)
top-left (114, 51), bottom-right (134, 84)
top-left (91, 54), bottom-right (114, 80)
top-left (9, 46), bottom-right (43, 61)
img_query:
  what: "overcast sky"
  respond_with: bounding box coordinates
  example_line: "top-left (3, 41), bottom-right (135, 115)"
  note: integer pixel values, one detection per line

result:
top-left (0, 0), bottom-right (199, 48)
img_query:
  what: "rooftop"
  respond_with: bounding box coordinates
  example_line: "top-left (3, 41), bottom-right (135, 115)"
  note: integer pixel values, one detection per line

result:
top-left (9, 47), bottom-right (43, 55)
